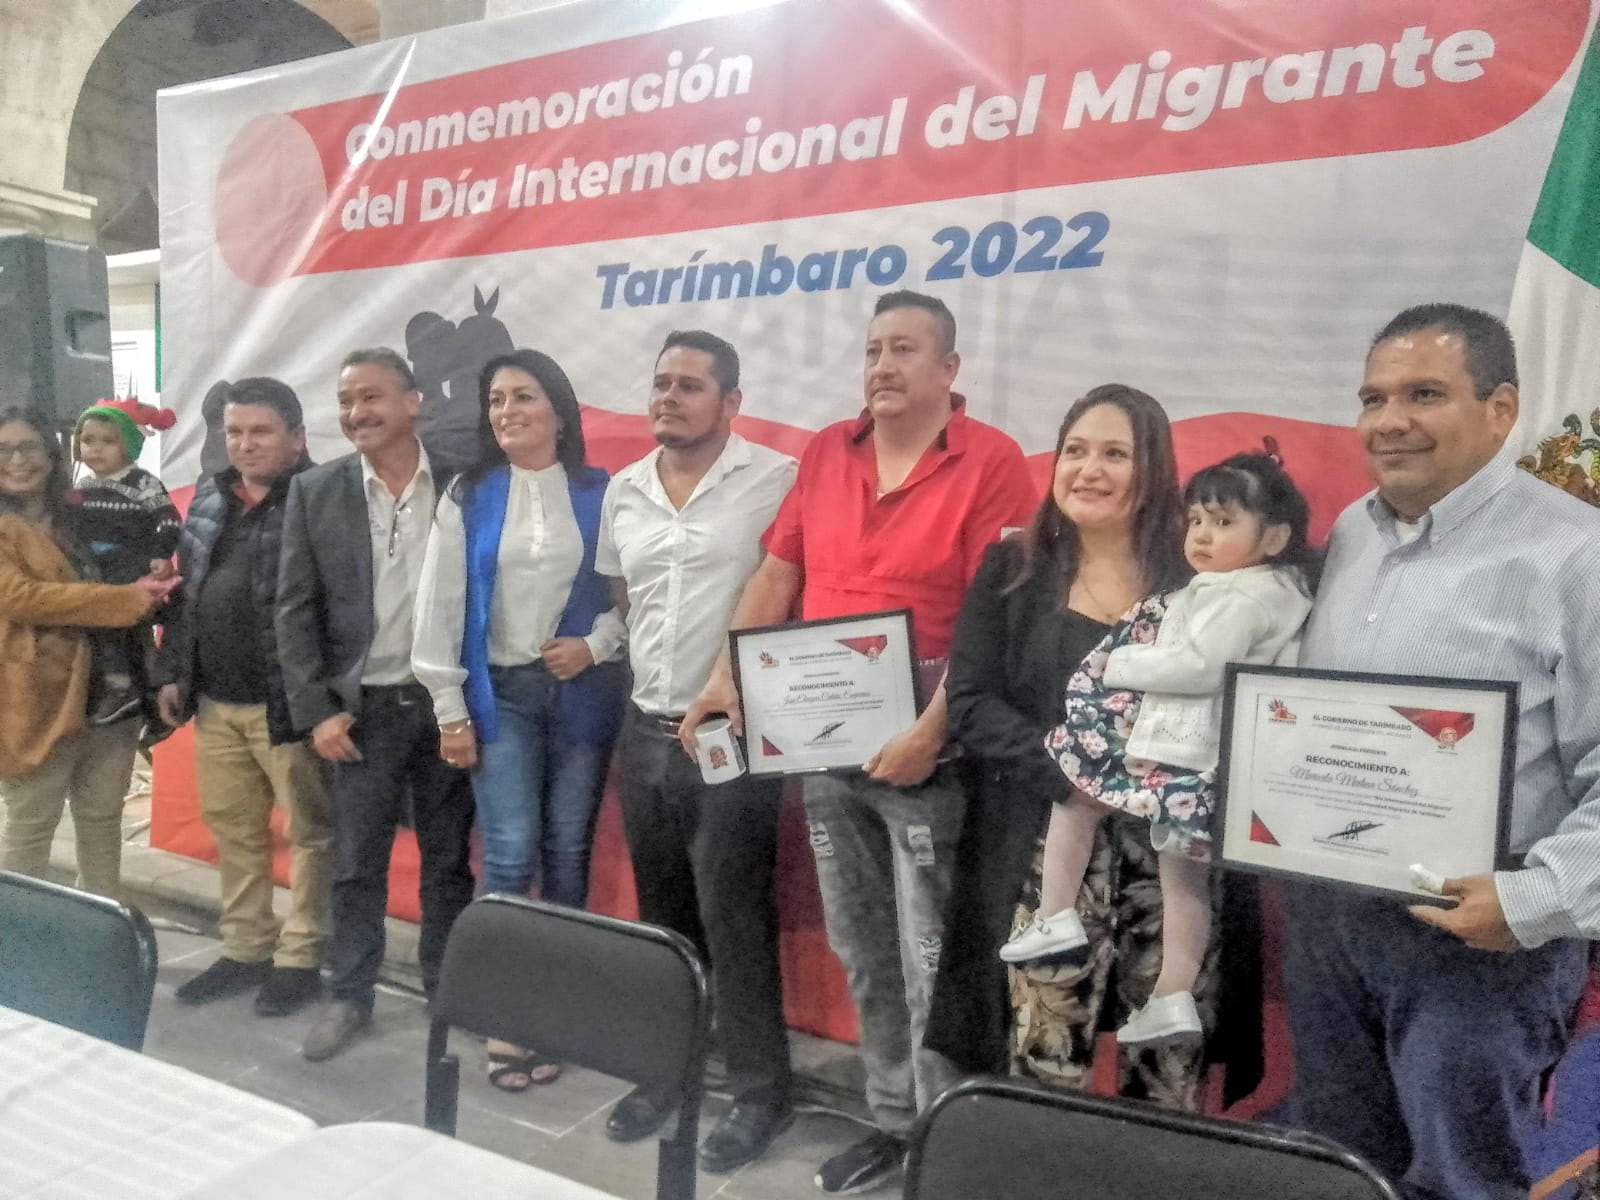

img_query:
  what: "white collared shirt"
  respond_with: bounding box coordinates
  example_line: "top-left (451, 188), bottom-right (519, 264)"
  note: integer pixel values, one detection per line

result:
top-left (597, 434), bottom-right (797, 716)
top-left (361, 443), bottom-right (434, 686)
top-left (413, 462), bottom-right (627, 724)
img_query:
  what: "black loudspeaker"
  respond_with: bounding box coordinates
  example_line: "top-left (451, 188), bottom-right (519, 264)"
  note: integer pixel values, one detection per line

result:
top-left (0, 235), bottom-right (113, 425)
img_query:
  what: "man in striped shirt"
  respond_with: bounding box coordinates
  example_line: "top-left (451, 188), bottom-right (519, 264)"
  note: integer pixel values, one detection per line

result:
top-left (1287, 303), bottom-right (1600, 1200)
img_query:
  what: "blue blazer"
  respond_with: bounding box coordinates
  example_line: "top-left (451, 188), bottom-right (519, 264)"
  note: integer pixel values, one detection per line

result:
top-left (459, 464), bottom-right (625, 745)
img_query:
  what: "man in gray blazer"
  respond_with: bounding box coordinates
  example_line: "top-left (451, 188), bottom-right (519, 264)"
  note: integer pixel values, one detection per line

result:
top-left (276, 347), bottom-right (475, 1061)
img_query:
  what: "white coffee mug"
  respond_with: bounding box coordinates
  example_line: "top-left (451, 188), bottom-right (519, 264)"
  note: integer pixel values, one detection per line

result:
top-left (695, 717), bottom-right (747, 785)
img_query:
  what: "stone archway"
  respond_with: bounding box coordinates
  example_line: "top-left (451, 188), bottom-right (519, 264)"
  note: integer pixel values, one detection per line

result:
top-left (0, 1), bottom-right (501, 242)
top-left (64, 0), bottom-right (366, 251)
top-left (0, 0), bottom-right (139, 238)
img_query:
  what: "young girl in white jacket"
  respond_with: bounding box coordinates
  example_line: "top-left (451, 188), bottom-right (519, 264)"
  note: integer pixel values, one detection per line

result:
top-left (1006, 451), bottom-right (1320, 1048)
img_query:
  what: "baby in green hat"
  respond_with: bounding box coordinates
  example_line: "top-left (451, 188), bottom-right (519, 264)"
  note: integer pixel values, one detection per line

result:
top-left (63, 399), bottom-right (181, 728)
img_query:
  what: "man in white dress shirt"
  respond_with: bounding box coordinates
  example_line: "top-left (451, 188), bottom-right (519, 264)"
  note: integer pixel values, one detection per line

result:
top-left (596, 331), bottom-right (798, 1172)
top-left (276, 348), bottom-right (475, 1061)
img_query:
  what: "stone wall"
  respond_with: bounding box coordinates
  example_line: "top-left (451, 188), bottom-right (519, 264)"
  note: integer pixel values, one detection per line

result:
top-left (0, 0), bottom-right (594, 242)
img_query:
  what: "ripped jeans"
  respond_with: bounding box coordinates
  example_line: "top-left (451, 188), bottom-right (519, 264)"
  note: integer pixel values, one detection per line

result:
top-left (804, 765), bottom-right (967, 1136)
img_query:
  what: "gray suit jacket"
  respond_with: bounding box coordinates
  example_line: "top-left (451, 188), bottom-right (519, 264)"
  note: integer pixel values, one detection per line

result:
top-left (275, 453), bottom-right (381, 734)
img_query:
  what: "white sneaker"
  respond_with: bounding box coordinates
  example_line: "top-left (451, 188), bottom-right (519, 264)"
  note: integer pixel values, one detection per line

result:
top-left (1116, 991), bottom-right (1202, 1047)
top-left (998, 908), bottom-right (1088, 964)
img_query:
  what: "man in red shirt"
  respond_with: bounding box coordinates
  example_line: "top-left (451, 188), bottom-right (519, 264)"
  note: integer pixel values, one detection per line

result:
top-left (683, 290), bottom-right (1037, 1194)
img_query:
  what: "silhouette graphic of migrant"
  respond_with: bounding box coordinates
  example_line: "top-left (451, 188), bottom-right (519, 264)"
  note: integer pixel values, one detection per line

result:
top-left (407, 286), bottom-right (516, 475)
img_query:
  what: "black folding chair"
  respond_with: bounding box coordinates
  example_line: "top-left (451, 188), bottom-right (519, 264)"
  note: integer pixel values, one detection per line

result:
top-left (0, 870), bottom-right (159, 1049)
top-left (906, 1076), bottom-right (1401, 1200)
top-left (424, 895), bottom-right (709, 1200)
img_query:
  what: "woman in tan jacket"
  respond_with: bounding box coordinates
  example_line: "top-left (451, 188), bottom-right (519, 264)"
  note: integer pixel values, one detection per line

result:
top-left (0, 407), bottom-right (177, 896)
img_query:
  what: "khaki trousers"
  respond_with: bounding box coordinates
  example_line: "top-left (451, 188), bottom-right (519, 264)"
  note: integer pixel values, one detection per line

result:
top-left (0, 720), bottom-right (140, 898)
top-left (194, 697), bottom-right (332, 967)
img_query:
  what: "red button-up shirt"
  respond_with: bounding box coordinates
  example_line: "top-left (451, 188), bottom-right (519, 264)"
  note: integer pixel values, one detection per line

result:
top-left (763, 396), bottom-right (1038, 661)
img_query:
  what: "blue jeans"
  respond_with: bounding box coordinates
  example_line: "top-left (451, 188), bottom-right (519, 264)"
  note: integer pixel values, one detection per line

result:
top-left (472, 662), bottom-right (614, 905)
top-left (1285, 884), bottom-right (1587, 1200)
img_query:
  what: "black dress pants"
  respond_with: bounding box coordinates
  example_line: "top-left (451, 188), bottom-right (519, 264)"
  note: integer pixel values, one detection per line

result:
top-left (326, 683), bottom-right (476, 1009)
top-left (617, 704), bottom-right (791, 1103)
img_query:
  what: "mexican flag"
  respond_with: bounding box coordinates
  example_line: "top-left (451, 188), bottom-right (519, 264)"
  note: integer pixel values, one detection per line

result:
top-left (1508, 27), bottom-right (1600, 507)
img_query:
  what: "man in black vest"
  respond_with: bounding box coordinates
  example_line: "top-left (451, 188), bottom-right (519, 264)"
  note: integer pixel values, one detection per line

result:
top-left (276, 347), bottom-right (475, 1060)
top-left (159, 378), bottom-right (331, 1018)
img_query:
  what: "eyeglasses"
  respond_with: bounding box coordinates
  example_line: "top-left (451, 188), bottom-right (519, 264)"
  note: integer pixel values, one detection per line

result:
top-left (387, 502), bottom-right (410, 558)
top-left (0, 442), bottom-right (48, 463)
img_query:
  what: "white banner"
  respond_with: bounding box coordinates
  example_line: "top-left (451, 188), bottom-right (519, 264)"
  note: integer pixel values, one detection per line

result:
top-left (157, 0), bottom-right (1598, 515)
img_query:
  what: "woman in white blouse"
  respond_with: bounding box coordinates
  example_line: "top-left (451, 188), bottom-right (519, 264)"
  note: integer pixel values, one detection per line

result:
top-left (414, 349), bottom-right (627, 1089)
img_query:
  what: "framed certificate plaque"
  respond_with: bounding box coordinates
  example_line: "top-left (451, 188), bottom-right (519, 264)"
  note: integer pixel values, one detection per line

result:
top-left (1216, 665), bottom-right (1517, 899)
top-left (730, 610), bottom-right (920, 776)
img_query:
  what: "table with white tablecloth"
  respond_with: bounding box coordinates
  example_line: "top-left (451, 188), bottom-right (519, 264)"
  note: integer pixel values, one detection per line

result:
top-left (0, 1005), bottom-right (316, 1198)
top-left (178, 1121), bottom-right (623, 1199)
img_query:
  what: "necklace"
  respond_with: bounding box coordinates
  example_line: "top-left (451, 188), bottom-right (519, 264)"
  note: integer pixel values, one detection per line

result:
top-left (1075, 572), bottom-right (1127, 624)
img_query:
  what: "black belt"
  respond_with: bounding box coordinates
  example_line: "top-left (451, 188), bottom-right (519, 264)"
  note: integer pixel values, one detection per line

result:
top-left (361, 681), bottom-right (429, 701)
top-left (634, 707), bottom-right (686, 734)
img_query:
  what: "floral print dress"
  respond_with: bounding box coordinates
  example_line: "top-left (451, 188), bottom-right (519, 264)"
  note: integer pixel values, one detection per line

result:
top-left (1044, 593), bottom-right (1218, 861)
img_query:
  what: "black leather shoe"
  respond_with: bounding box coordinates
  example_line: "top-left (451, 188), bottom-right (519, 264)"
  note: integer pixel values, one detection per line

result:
top-left (174, 957), bottom-right (272, 1005)
top-left (606, 1087), bottom-right (674, 1143)
top-left (698, 1100), bottom-right (794, 1173)
top-left (815, 1131), bottom-right (907, 1194)
top-left (253, 966), bottom-right (322, 1017)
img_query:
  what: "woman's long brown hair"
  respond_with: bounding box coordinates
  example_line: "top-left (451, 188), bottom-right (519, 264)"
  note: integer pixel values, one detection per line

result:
top-left (1004, 383), bottom-right (1189, 605)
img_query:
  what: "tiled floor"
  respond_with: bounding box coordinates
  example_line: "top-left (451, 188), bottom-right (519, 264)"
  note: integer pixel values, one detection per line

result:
top-left (139, 901), bottom-right (893, 1199)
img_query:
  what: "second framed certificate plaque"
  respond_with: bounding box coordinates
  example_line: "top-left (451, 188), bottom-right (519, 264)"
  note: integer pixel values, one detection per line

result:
top-left (1216, 665), bottom-right (1516, 898)
top-left (731, 610), bottom-right (920, 776)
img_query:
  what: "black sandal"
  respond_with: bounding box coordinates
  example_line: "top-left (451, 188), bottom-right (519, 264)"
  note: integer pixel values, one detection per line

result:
top-left (486, 1048), bottom-right (562, 1091)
